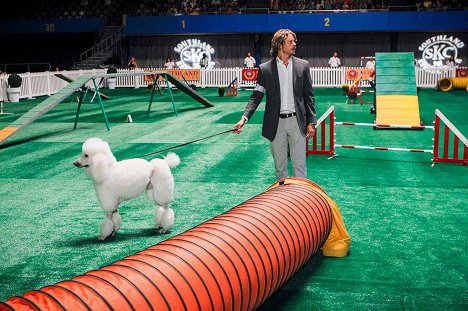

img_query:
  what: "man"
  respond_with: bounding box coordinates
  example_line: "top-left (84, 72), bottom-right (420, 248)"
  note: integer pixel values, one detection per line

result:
top-left (199, 54), bottom-right (208, 69)
top-left (365, 57), bottom-right (375, 68)
top-left (233, 29), bottom-right (316, 181)
top-left (244, 52), bottom-right (256, 67)
top-left (328, 51), bottom-right (341, 68)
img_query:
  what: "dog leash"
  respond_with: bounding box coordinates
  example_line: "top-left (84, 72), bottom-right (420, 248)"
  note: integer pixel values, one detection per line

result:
top-left (139, 129), bottom-right (235, 158)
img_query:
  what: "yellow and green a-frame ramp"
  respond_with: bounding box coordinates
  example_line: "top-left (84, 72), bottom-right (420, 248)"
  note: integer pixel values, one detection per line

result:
top-left (0, 72), bottom-right (213, 145)
top-left (375, 52), bottom-right (421, 126)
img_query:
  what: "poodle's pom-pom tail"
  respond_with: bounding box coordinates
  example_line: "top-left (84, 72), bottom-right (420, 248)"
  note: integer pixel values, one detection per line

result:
top-left (164, 152), bottom-right (180, 168)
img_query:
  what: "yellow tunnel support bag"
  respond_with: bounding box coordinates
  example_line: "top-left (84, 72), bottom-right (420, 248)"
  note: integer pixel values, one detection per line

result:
top-left (269, 177), bottom-right (351, 257)
top-left (320, 196), bottom-right (352, 257)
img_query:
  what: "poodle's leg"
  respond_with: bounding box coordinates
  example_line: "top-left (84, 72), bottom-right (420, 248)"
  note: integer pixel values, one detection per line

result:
top-left (146, 188), bottom-right (155, 202)
top-left (154, 204), bottom-right (164, 229)
top-left (111, 211), bottom-right (122, 236)
top-left (159, 204), bottom-right (174, 234)
top-left (99, 213), bottom-right (114, 240)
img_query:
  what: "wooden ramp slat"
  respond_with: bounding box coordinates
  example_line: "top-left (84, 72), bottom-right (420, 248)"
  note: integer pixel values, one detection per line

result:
top-left (375, 75), bottom-right (416, 84)
top-left (377, 60), bottom-right (415, 68)
top-left (377, 53), bottom-right (415, 61)
top-left (376, 67), bottom-right (416, 77)
top-left (375, 117), bottom-right (422, 125)
top-left (378, 83), bottom-right (416, 94)
top-left (375, 90), bottom-right (416, 96)
top-left (377, 96), bottom-right (419, 109)
top-left (376, 109), bottom-right (421, 118)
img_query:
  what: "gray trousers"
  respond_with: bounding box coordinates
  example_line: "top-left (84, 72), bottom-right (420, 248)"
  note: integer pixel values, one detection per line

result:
top-left (270, 117), bottom-right (307, 181)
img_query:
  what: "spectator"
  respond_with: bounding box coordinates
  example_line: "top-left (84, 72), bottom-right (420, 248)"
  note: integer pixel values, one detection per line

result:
top-left (244, 52), bottom-right (256, 67)
top-left (127, 56), bottom-right (139, 69)
top-left (199, 53), bottom-right (208, 69)
top-left (161, 57), bottom-right (175, 88)
top-left (164, 57), bottom-right (176, 69)
top-left (446, 55), bottom-right (456, 67)
top-left (328, 51), bottom-right (341, 68)
top-left (365, 57), bottom-right (375, 68)
top-left (423, 0), bottom-right (433, 9)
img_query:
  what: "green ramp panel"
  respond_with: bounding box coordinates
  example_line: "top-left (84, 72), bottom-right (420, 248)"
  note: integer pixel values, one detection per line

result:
top-left (375, 52), bottom-right (417, 96)
top-left (0, 76), bottom-right (90, 145)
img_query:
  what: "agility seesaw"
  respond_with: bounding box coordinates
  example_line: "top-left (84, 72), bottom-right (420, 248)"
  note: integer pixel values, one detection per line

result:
top-left (0, 177), bottom-right (350, 311)
top-left (145, 71), bottom-right (214, 117)
top-left (0, 71), bottom-right (214, 146)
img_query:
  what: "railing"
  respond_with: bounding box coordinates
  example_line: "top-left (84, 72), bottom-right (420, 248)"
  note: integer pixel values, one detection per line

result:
top-left (1, 62), bottom-right (52, 74)
top-left (0, 67), bottom-right (457, 103)
top-left (416, 67), bottom-right (456, 87)
top-left (75, 27), bottom-right (124, 69)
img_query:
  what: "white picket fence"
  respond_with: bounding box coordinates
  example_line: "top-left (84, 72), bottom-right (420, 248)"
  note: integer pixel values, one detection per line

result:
top-left (0, 66), bottom-right (456, 102)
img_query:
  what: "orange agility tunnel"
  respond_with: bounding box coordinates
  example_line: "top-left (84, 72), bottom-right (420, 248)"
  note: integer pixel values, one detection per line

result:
top-left (0, 177), bottom-right (350, 311)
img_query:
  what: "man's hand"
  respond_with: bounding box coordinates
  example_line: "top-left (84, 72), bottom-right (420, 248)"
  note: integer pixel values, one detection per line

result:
top-left (233, 118), bottom-right (246, 134)
top-left (306, 123), bottom-right (316, 138)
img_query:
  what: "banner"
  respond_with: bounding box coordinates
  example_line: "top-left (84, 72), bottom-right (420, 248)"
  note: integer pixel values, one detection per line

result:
top-left (345, 68), bottom-right (373, 81)
top-left (242, 68), bottom-right (258, 81)
top-left (144, 69), bottom-right (200, 82)
top-left (456, 68), bottom-right (468, 77)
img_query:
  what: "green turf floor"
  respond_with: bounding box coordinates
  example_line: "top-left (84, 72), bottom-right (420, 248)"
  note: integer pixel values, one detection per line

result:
top-left (0, 86), bottom-right (467, 310)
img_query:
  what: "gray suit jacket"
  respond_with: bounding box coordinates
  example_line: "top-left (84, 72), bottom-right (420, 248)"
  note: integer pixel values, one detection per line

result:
top-left (243, 56), bottom-right (316, 141)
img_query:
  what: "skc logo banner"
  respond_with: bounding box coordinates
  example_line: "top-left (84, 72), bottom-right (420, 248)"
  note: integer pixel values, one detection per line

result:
top-left (174, 39), bottom-right (216, 69)
top-left (416, 35), bottom-right (464, 69)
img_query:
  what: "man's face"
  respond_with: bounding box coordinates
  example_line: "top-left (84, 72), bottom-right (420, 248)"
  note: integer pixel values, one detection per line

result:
top-left (280, 34), bottom-right (296, 57)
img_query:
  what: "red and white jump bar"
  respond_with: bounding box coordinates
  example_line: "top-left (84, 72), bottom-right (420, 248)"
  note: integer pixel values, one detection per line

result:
top-left (335, 121), bottom-right (434, 130)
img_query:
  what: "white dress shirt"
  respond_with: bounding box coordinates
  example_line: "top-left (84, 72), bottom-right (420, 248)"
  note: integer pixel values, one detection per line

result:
top-left (365, 60), bottom-right (375, 68)
top-left (328, 56), bottom-right (341, 68)
top-left (276, 57), bottom-right (295, 114)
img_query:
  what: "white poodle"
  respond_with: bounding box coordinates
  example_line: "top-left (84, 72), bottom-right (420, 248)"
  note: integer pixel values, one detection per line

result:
top-left (73, 137), bottom-right (180, 240)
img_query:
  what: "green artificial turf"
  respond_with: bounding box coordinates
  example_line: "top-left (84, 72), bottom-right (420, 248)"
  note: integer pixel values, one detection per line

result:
top-left (0, 86), bottom-right (466, 310)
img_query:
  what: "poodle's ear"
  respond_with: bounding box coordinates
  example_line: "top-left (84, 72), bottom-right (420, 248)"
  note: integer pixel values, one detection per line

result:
top-left (89, 152), bottom-right (110, 183)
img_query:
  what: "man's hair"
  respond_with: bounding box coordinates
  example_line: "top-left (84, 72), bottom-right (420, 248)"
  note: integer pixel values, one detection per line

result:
top-left (270, 29), bottom-right (296, 58)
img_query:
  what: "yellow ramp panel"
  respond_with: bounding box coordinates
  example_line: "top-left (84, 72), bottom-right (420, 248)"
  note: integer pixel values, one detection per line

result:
top-left (377, 95), bottom-right (419, 107)
top-left (376, 95), bottom-right (421, 126)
